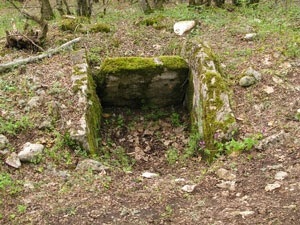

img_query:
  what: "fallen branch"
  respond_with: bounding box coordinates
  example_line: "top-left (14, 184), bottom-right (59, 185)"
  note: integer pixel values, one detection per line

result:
top-left (0, 37), bottom-right (81, 73)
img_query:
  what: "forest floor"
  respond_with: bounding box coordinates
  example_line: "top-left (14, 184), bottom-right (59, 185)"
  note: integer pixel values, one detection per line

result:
top-left (0, 1), bottom-right (300, 224)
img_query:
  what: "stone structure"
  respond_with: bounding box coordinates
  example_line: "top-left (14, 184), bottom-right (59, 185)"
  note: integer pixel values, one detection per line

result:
top-left (70, 50), bottom-right (102, 155)
top-left (181, 39), bottom-right (237, 159)
top-left (93, 56), bottom-right (189, 108)
top-left (71, 41), bottom-right (236, 160)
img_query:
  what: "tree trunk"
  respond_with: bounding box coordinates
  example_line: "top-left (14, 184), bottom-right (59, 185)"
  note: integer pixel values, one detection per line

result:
top-left (38, 0), bottom-right (54, 20)
top-left (139, 0), bottom-right (152, 14)
top-left (77, 0), bottom-right (93, 17)
top-left (56, 0), bottom-right (72, 16)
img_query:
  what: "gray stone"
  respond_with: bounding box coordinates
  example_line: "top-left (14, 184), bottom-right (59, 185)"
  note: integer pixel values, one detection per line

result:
top-left (256, 130), bottom-right (286, 150)
top-left (181, 40), bottom-right (237, 153)
top-left (239, 76), bottom-right (256, 87)
top-left (245, 67), bottom-right (262, 81)
top-left (216, 181), bottom-right (236, 191)
top-left (0, 134), bottom-right (9, 150)
top-left (27, 96), bottom-right (40, 108)
top-left (76, 159), bottom-right (107, 172)
top-left (216, 168), bottom-right (236, 181)
top-left (69, 50), bottom-right (102, 155)
top-left (95, 56), bottom-right (189, 107)
top-left (181, 184), bottom-right (197, 193)
top-left (5, 152), bottom-right (21, 168)
top-left (18, 142), bottom-right (44, 162)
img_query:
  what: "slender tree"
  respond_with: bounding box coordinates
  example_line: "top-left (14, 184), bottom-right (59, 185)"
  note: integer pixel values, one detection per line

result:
top-left (77, 0), bottom-right (93, 17)
top-left (38, 0), bottom-right (54, 20)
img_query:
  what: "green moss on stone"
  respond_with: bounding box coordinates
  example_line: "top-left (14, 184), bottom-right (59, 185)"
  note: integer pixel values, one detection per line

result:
top-left (85, 68), bottom-right (102, 155)
top-left (59, 17), bottom-right (90, 32)
top-left (159, 56), bottom-right (189, 71)
top-left (89, 23), bottom-right (111, 33)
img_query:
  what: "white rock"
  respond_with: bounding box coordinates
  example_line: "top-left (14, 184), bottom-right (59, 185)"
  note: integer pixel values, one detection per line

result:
top-left (18, 142), bottom-right (44, 162)
top-left (5, 152), bottom-right (22, 168)
top-left (216, 181), bottom-right (236, 191)
top-left (76, 159), bottom-right (108, 172)
top-left (174, 178), bottom-right (186, 183)
top-left (0, 134), bottom-right (9, 150)
top-left (142, 171), bottom-right (159, 178)
top-left (181, 184), bottom-right (197, 193)
top-left (243, 33), bottom-right (257, 41)
top-left (173, 20), bottom-right (196, 36)
top-left (216, 168), bottom-right (236, 181)
top-left (275, 171), bottom-right (288, 180)
top-left (239, 211), bottom-right (255, 218)
top-left (263, 86), bottom-right (274, 94)
top-left (265, 182), bottom-right (281, 191)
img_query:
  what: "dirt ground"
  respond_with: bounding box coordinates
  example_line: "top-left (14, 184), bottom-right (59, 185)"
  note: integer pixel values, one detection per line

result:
top-left (0, 1), bottom-right (300, 224)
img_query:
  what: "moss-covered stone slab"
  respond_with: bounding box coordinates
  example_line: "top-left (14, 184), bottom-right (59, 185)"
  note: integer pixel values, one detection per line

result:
top-left (182, 40), bottom-right (237, 159)
top-left (93, 56), bottom-right (189, 108)
top-left (70, 50), bottom-right (102, 155)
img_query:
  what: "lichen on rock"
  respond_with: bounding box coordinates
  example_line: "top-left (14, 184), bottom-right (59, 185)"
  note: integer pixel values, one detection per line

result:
top-left (181, 39), bottom-right (237, 160)
top-left (70, 50), bottom-right (102, 155)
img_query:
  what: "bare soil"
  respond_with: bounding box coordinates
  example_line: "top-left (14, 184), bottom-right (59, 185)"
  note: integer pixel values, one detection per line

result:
top-left (0, 1), bottom-right (300, 224)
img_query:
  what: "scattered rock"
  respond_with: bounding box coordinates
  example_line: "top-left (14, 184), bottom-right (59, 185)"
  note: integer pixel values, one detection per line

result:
top-left (18, 142), bottom-right (44, 162)
top-left (265, 182), bottom-right (281, 191)
top-left (142, 171), bottom-right (159, 179)
top-left (24, 181), bottom-right (35, 190)
top-left (275, 171), bottom-right (288, 180)
top-left (173, 20), bottom-right (196, 36)
top-left (216, 168), bottom-right (236, 181)
top-left (181, 184), bottom-right (197, 193)
top-left (283, 204), bottom-right (297, 209)
top-left (76, 159), bottom-right (108, 173)
top-left (38, 120), bottom-right (52, 130)
top-left (245, 67), bottom-right (262, 81)
top-left (5, 152), bottom-right (21, 168)
top-left (0, 134), bottom-right (9, 150)
top-left (232, 210), bottom-right (255, 218)
top-left (27, 96), bottom-right (40, 108)
top-left (243, 33), bottom-right (257, 41)
top-left (216, 181), bottom-right (236, 191)
top-left (174, 178), bottom-right (186, 183)
top-left (239, 76), bottom-right (256, 87)
top-left (256, 130), bottom-right (286, 150)
top-left (263, 86), bottom-right (274, 94)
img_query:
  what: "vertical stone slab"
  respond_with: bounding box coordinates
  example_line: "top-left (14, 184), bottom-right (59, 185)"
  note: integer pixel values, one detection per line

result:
top-left (182, 40), bottom-right (237, 158)
top-left (70, 50), bottom-right (102, 154)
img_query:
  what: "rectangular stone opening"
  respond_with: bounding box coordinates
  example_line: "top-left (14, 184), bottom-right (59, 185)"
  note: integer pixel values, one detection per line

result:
top-left (93, 56), bottom-right (189, 108)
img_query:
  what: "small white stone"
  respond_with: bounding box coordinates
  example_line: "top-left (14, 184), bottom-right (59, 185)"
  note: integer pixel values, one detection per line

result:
top-left (18, 142), bottom-right (44, 162)
top-left (5, 152), bottom-right (21, 168)
top-left (216, 168), bottom-right (236, 181)
top-left (263, 86), bottom-right (274, 94)
top-left (216, 181), bottom-right (236, 191)
top-left (265, 182), bottom-right (281, 191)
top-left (141, 172), bottom-right (159, 178)
top-left (275, 171), bottom-right (288, 180)
top-left (174, 178), bottom-right (185, 183)
top-left (173, 20), bottom-right (196, 36)
top-left (244, 33), bottom-right (257, 41)
top-left (181, 184), bottom-right (197, 193)
top-left (238, 211), bottom-right (255, 218)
